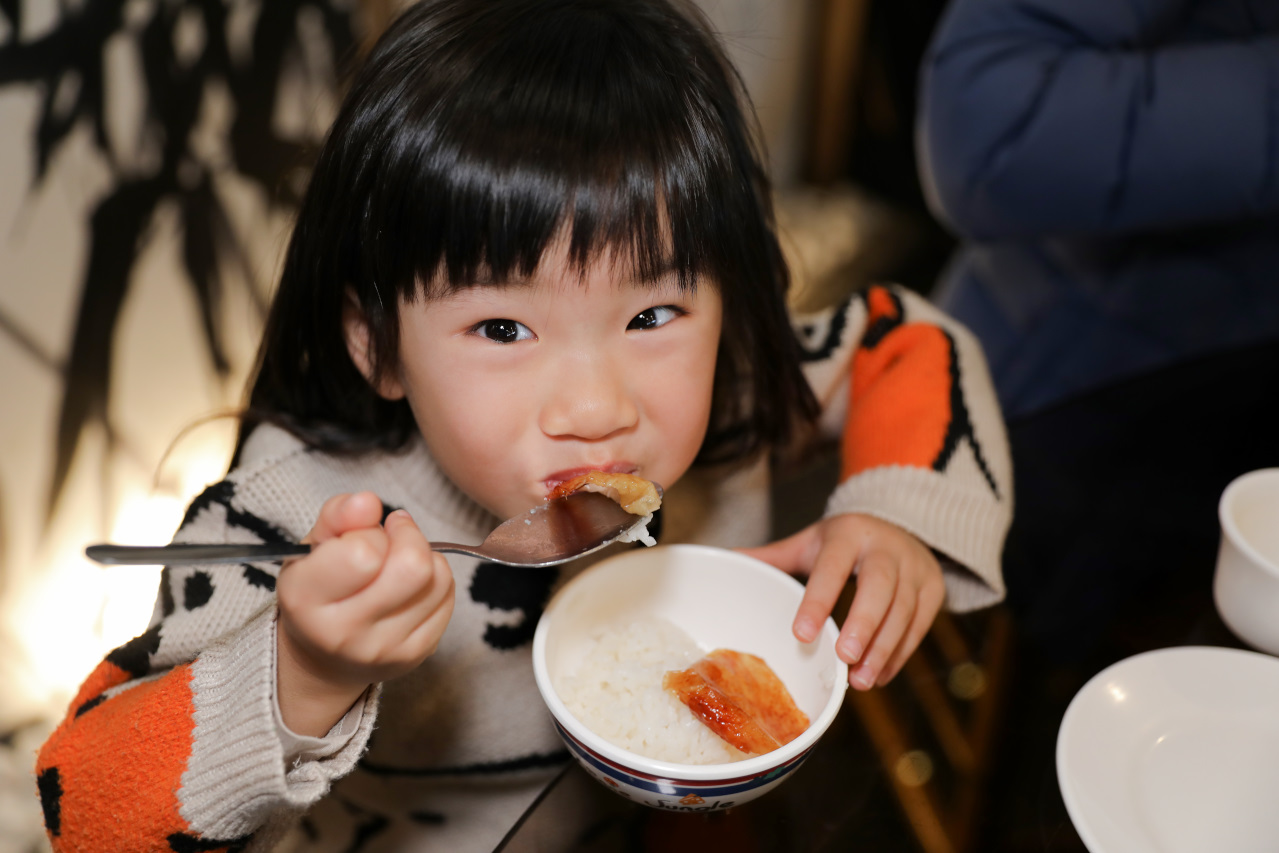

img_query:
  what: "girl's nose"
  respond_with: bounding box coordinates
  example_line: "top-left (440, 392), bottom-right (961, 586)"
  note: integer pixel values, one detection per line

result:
top-left (539, 355), bottom-right (639, 440)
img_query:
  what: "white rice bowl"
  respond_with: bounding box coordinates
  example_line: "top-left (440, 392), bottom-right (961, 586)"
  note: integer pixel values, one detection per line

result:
top-left (533, 544), bottom-right (848, 810)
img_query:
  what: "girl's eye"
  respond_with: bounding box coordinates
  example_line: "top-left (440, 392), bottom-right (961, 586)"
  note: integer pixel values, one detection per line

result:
top-left (628, 305), bottom-right (684, 331)
top-left (472, 318), bottom-right (534, 343)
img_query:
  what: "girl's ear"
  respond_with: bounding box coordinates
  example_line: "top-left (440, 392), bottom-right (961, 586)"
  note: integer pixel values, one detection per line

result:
top-left (343, 293), bottom-right (406, 400)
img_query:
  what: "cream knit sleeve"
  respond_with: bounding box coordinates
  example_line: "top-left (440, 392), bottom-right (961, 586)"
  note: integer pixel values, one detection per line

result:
top-left (794, 284), bottom-right (1013, 611)
top-left (177, 605), bottom-right (379, 841)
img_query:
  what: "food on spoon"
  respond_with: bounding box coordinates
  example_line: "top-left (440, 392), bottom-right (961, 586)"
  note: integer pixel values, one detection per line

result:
top-left (663, 649), bottom-right (810, 755)
top-left (549, 471), bottom-right (661, 547)
top-left (549, 471), bottom-right (662, 516)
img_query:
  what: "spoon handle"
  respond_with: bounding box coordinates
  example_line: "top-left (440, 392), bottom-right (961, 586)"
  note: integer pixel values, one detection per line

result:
top-left (429, 543), bottom-right (489, 560)
top-left (85, 540), bottom-right (490, 566)
top-left (86, 543), bottom-right (314, 565)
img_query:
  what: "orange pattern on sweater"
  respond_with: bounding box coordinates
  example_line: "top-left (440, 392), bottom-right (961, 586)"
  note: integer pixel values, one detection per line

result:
top-left (36, 661), bottom-right (199, 852)
top-left (842, 286), bottom-right (954, 480)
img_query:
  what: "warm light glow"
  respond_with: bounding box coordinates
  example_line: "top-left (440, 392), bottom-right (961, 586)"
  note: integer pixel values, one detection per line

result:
top-left (170, 428), bottom-right (234, 499)
top-left (8, 551), bottom-right (110, 713)
top-left (947, 661), bottom-right (987, 700)
top-left (100, 492), bottom-right (185, 648)
top-left (1108, 683), bottom-right (1127, 703)
top-left (894, 750), bottom-right (935, 788)
top-left (10, 448), bottom-right (227, 714)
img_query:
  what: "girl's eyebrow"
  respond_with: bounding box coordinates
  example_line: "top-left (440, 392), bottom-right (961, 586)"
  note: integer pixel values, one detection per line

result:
top-left (602, 255), bottom-right (683, 287)
top-left (631, 264), bottom-right (681, 287)
top-left (429, 247), bottom-right (685, 293)
top-left (623, 253), bottom-right (676, 281)
top-left (487, 262), bottom-right (682, 288)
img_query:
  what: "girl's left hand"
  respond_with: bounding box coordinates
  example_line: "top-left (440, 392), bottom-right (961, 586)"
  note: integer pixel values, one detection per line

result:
top-left (738, 513), bottom-right (945, 691)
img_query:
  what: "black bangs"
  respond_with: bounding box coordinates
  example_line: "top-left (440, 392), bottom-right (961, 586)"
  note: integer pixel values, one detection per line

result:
top-left (240, 0), bottom-right (818, 466)
top-left (347, 0), bottom-right (748, 299)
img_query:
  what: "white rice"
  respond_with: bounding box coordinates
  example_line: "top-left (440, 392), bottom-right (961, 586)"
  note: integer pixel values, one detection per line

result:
top-left (555, 619), bottom-right (748, 764)
top-left (615, 513), bottom-right (657, 547)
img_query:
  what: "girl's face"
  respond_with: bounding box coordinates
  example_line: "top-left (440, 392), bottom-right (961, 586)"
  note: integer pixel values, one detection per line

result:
top-left (361, 244), bottom-right (723, 519)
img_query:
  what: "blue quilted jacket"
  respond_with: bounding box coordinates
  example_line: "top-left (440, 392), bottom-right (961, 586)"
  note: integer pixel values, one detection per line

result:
top-left (918, 0), bottom-right (1279, 417)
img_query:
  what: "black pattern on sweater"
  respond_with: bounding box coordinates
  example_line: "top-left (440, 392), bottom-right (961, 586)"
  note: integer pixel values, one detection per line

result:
top-left (469, 563), bottom-right (557, 650)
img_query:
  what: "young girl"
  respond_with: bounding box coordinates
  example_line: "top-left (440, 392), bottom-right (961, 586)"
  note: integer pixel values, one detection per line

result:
top-left (37, 1), bottom-right (1011, 850)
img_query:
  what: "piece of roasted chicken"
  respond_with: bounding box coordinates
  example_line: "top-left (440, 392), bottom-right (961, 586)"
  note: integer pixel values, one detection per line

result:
top-left (549, 471), bottom-right (663, 516)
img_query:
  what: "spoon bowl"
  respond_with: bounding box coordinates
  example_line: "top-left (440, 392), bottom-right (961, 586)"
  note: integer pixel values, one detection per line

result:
top-left (85, 490), bottom-right (657, 568)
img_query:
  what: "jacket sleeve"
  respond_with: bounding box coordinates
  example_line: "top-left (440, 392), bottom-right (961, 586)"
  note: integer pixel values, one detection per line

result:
top-left (35, 480), bottom-right (379, 853)
top-left (796, 285), bottom-right (1013, 610)
top-left (918, 0), bottom-right (1279, 238)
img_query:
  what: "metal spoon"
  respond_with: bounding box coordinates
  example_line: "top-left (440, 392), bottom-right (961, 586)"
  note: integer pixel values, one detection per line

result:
top-left (85, 490), bottom-right (657, 569)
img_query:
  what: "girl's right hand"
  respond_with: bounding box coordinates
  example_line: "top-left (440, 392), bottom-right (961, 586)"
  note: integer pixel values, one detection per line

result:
top-left (276, 491), bottom-right (455, 736)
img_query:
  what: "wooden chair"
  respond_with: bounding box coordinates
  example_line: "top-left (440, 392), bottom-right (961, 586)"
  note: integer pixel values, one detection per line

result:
top-left (845, 605), bottom-right (1013, 853)
top-left (807, 0), bottom-right (873, 183)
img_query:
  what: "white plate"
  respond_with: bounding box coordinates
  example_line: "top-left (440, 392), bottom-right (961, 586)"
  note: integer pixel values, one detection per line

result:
top-left (1057, 646), bottom-right (1279, 853)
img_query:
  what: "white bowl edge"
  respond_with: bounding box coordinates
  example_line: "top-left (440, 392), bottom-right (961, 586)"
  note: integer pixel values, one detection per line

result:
top-left (1219, 468), bottom-right (1279, 579)
top-left (532, 544), bottom-right (849, 781)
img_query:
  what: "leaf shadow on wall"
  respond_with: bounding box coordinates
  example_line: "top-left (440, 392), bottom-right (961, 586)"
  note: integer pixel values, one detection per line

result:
top-left (0, 1), bottom-right (358, 539)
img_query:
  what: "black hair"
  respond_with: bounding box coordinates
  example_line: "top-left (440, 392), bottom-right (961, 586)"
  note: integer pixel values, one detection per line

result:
top-left (238, 0), bottom-right (818, 467)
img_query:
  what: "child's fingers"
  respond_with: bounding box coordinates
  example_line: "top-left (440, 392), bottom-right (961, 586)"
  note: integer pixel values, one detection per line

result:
top-left (280, 492), bottom-right (388, 610)
top-left (366, 539), bottom-right (453, 640)
top-left (379, 561), bottom-right (454, 635)
top-left (791, 535), bottom-right (859, 643)
top-left (404, 592), bottom-right (457, 657)
top-left (304, 491), bottom-right (385, 545)
top-left (877, 579), bottom-right (945, 685)
top-left (337, 512), bottom-right (454, 667)
top-left (848, 584), bottom-right (916, 690)
top-left (384, 570), bottom-right (457, 660)
top-left (346, 510), bottom-right (445, 622)
top-left (286, 527), bottom-right (389, 607)
top-left (836, 551), bottom-right (898, 669)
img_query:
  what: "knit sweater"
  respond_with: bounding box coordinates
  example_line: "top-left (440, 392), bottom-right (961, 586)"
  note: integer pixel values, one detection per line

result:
top-left (35, 284), bottom-right (1012, 853)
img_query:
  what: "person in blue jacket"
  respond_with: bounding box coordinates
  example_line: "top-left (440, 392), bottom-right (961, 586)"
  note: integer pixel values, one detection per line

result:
top-left (919, 0), bottom-right (1279, 419)
top-left (917, 0), bottom-right (1279, 661)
